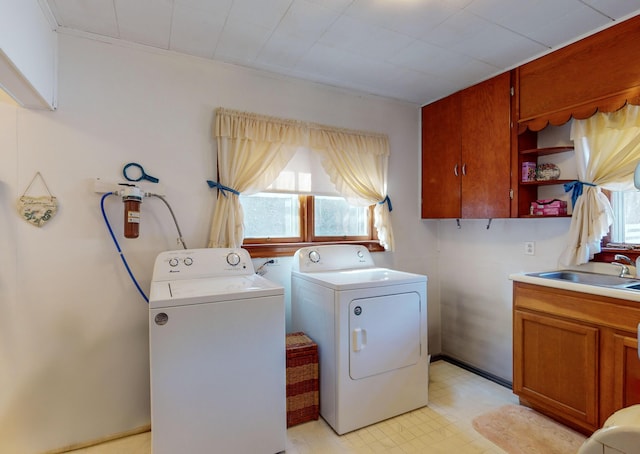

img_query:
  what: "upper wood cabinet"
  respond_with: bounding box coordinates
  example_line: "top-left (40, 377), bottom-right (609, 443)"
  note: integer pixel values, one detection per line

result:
top-left (517, 15), bottom-right (640, 131)
top-left (421, 90), bottom-right (461, 218)
top-left (421, 72), bottom-right (512, 219)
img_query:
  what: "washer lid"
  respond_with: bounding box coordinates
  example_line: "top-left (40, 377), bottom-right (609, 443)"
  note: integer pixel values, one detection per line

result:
top-left (149, 274), bottom-right (283, 308)
top-left (292, 267), bottom-right (426, 291)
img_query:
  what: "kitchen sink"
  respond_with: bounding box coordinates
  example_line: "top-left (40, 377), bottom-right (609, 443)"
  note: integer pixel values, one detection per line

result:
top-left (527, 270), bottom-right (640, 290)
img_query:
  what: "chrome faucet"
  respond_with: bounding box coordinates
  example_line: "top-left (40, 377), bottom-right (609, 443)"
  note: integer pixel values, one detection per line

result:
top-left (614, 254), bottom-right (633, 265)
top-left (613, 254), bottom-right (633, 277)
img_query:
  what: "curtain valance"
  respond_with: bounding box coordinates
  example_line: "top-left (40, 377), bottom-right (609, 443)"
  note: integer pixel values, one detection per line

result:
top-left (215, 108), bottom-right (390, 156)
top-left (309, 129), bottom-right (389, 157)
top-left (215, 108), bottom-right (309, 144)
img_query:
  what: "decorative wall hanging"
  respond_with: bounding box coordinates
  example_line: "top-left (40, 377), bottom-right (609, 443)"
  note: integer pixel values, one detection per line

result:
top-left (17, 172), bottom-right (58, 227)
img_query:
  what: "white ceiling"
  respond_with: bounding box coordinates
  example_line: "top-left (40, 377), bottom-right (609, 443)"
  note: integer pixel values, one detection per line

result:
top-left (44, 0), bottom-right (640, 105)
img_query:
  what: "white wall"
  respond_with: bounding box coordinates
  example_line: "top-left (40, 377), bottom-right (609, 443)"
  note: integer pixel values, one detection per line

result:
top-left (438, 217), bottom-right (571, 381)
top-left (0, 33), bottom-right (433, 453)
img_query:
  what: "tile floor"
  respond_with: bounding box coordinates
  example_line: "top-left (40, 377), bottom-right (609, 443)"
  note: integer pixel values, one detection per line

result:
top-left (67, 361), bottom-right (518, 453)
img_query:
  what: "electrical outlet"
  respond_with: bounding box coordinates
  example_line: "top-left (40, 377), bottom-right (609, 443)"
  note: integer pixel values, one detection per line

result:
top-left (524, 241), bottom-right (535, 256)
top-left (266, 258), bottom-right (280, 266)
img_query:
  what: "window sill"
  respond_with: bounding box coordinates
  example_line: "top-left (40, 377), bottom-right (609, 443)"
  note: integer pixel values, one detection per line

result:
top-left (592, 248), bottom-right (640, 263)
top-left (242, 240), bottom-right (385, 258)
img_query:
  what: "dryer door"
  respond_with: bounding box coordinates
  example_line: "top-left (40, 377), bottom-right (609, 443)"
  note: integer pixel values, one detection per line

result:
top-left (349, 292), bottom-right (421, 380)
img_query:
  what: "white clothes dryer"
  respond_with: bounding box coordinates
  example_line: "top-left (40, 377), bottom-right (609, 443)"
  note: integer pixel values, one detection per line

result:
top-left (291, 244), bottom-right (428, 435)
top-left (149, 248), bottom-right (285, 454)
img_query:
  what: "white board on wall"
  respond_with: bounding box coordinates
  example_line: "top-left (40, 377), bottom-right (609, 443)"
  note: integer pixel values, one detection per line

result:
top-left (0, 0), bottom-right (57, 109)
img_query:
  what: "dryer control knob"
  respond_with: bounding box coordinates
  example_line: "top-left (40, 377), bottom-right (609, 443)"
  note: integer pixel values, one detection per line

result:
top-left (183, 257), bottom-right (193, 266)
top-left (169, 258), bottom-right (179, 267)
top-left (309, 250), bottom-right (320, 263)
top-left (226, 252), bottom-right (241, 266)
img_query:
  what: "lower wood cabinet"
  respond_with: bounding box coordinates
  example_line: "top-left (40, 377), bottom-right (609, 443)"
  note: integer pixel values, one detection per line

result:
top-left (513, 310), bottom-right (599, 431)
top-left (513, 282), bottom-right (640, 434)
top-left (611, 331), bottom-right (640, 413)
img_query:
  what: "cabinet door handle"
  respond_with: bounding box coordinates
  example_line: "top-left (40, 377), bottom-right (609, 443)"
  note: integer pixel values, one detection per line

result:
top-left (462, 163), bottom-right (467, 176)
top-left (454, 164), bottom-right (459, 177)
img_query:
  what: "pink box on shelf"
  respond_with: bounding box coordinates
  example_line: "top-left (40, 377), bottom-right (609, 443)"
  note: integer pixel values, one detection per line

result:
top-left (521, 162), bottom-right (537, 182)
top-left (530, 199), bottom-right (568, 216)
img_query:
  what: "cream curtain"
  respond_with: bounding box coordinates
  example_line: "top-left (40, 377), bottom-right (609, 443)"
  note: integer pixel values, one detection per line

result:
top-left (311, 129), bottom-right (394, 251)
top-left (208, 108), bottom-right (393, 249)
top-left (559, 104), bottom-right (640, 266)
top-left (208, 109), bottom-right (301, 247)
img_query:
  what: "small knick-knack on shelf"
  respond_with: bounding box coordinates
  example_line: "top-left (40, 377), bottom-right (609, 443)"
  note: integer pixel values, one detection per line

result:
top-left (536, 163), bottom-right (561, 181)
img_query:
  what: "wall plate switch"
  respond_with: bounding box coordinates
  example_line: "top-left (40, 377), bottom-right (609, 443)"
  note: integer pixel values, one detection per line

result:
top-left (524, 241), bottom-right (535, 255)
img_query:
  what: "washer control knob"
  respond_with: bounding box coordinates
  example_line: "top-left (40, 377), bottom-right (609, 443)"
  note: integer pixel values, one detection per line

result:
top-left (183, 257), bottom-right (193, 266)
top-left (309, 250), bottom-right (320, 263)
top-left (226, 252), bottom-right (241, 266)
top-left (357, 250), bottom-right (364, 258)
top-left (168, 258), bottom-right (179, 267)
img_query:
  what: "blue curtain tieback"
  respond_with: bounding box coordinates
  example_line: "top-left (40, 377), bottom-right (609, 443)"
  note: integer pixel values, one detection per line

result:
top-left (564, 180), bottom-right (596, 207)
top-left (379, 195), bottom-right (392, 212)
top-left (206, 180), bottom-right (240, 197)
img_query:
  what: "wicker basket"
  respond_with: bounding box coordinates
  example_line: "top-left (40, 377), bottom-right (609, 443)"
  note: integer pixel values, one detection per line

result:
top-left (286, 332), bottom-right (319, 427)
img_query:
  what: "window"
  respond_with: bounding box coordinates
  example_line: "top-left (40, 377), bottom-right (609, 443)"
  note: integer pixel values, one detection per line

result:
top-left (240, 193), bottom-right (381, 257)
top-left (609, 190), bottom-right (640, 245)
top-left (313, 196), bottom-right (369, 238)
top-left (210, 108), bottom-right (393, 253)
top-left (594, 189), bottom-right (640, 263)
top-left (242, 193), bottom-right (301, 240)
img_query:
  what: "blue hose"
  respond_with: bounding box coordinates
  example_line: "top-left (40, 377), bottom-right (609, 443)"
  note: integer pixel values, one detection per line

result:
top-left (100, 192), bottom-right (149, 303)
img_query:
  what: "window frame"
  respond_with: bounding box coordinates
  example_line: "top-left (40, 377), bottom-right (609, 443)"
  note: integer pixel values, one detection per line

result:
top-left (241, 195), bottom-right (384, 258)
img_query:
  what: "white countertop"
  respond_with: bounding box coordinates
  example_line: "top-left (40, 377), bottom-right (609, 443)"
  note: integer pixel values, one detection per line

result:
top-left (509, 262), bottom-right (640, 303)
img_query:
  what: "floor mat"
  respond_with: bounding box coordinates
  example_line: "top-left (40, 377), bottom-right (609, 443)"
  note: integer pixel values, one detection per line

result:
top-left (472, 404), bottom-right (587, 454)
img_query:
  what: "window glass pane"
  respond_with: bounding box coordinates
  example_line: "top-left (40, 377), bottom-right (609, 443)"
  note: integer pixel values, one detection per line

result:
top-left (616, 190), bottom-right (640, 244)
top-left (314, 196), bottom-right (369, 236)
top-left (240, 193), bottom-right (300, 238)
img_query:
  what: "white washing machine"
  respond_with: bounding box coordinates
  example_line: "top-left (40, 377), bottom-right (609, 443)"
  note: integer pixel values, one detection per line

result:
top-left (149, 248), bottom-right (285, 454)
top-left (291, 244), bottom-right (428, 435)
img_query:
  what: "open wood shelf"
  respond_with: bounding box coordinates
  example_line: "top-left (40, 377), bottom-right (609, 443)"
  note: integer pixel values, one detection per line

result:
top-left (520, 146), bottom-right (574, 156)
top-left (515, 139), bottom-right (575, 217)
top-left (520, 179), bottom-right (573, 186)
